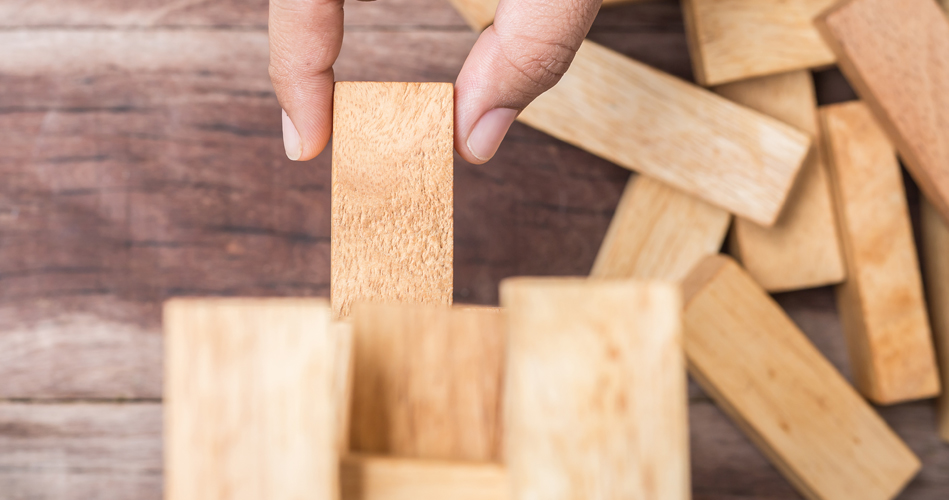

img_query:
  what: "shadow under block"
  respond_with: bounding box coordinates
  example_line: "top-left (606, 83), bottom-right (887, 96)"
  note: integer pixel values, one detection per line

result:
top-left (820, 101), bottom-right (940, 404)
top-left (518, 40), bottom-right (810, 227)
top-left (501, 279), bottom-right (688, 500)
top-left (682, 255), bottom-right (920, 500)
top-left (816, 0), bottom-right (949, 225)
top-left (447, 0), bottom-right (642, 31)
top-left (341, 454), bottom-right (507, 500)
top-left (331, 82), bottom-right (453, 319)
top-left (921, 199), bottom-right (949, 442)
top-left (164, 298), bottom-right (340, 500)
top-left (681, 0), bottom-right (836, 86)
top-left (349, 303), bottom-right (504, 462)
top-left (590, 175), bottom-right (730, 282)
top-left (715, 70), bottom-right (845, 292)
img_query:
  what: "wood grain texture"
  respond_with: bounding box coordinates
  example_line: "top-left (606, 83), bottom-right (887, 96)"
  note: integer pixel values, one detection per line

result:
top-left (447, 0), bottom-right (644, 31)
top-left (163, 298), bottom-right (339, 500)
top-left (590, 175), bottom-right (730, 282)
top-left (683, 255), bottom-right (920, 500)
top-left (715, 70), bottom-right (845, 292)
top-left (335, 320), bottom-right (356, 453)
top-left (501, 278), bottom-right (688, 500)
top-left (680, 0), bottom-right (836, 86)
top-left (921, 199), bottom-right (949, 442)
top-left (518, 40), bottom-right (811, 226)
top-left (820, 101), bottom-right (940, 404)
top-left (816, 0), bottom-right (949, 225)
top-left (340, 454), bottom-right (507, 500)
top-left (349, 303), bottom-right (504, 461)
top-left (331, 82), bottom-right (453, 318)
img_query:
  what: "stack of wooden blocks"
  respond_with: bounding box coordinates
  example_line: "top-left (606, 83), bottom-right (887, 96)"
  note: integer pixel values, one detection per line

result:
top-left (164, 0), bottom-right (949, 499)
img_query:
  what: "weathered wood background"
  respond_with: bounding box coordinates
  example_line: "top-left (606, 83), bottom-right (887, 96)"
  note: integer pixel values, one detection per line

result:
top-left (0, 0), bottom-right (946, 498)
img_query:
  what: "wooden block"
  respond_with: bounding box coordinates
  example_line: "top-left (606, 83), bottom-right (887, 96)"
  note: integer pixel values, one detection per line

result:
top-left (500, 278), bottom-right (688, 500)
top-left (590, 175), bottom-right (730, 282)
top-left (164, 298), bottom-right (339, 500)
top-left (334, 320), bottom-right (355, 453)
top-left (921, 198), bottom-right (949, 442)
top-left (349, 303), bottom-right (504, 462)
top-left (682, 255), bottom-right (920, 500)
top-left (715, 70), bottom-right (845, 292)
top-left (340, 454), bottom-right (507, 500)
top-left (816, 0), bottom-right (949, 225)
top-left (681, 0), bottom-right (837, 86)
top-left (331, 82), bottom-right (453, 319)
top-left (518, 40), bottom-right (811, 226)
top-left (447, 0), bottom-right (643, 31)
top-left (820, 101), bottom-right (940, 404)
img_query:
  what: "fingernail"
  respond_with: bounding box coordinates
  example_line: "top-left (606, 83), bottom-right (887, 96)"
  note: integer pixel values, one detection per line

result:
top-left (466, 108), bottom-right (518, 162)
top-left (282, 109), bottom-right (301, 161)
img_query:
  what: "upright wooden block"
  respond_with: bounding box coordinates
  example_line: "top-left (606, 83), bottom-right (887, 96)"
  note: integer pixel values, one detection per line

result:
top-left (349, 303), bottom-right (504, 462)
top-left (816, 0), bottom-right (949, 224)
top-left (590, 175), bottom-right (730, 282)
top-left (331, 82), bottom-right (453, 319)
top-left (164, 298), bottom-right (339, 500)
top-left (501, 279), bottom-right (688, 500)
top-left (334, 320), bottom-right (355, 453)
top-left (447, 0), bottom-right (642, 31)
top-left (518, 40), bottom-right (810, 226)
top-left (683, 255), bottom-right (920, 500)
top-left (715, 71), bottom-right (845, 292)
top-left (341, 454), bottom-right (508, 500)
top-left (681, 0), bottom-right (836, 86)
top-left (820, 101), bottom-right (940, 404)
top-left (921, 199), bottom-right (949, 442)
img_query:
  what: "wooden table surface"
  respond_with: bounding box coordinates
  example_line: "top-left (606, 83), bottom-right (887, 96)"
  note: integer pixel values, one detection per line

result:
top-left (1, 0), bottom-right (947, 498)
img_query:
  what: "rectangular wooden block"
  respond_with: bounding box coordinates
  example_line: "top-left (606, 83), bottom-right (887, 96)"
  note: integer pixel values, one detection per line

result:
top-left (590, 175), bottom-right (730, 282)
top-left (681, 0), bottom-right (836, 86)
top-left (921, 199), bottom-right (949, 442)
top-left (518, 40), bottom-right (810, 226)
top-left (349, 303), bottom-right (504, 462)
top-left (331, 82), bottom-right (453, 319)
top-left (341, 454), bottom-right (508, 500)
top-left (501, 278), bottom-right (688, 500)
top-left (816, 0), bottom-right (949, 225)
top-left (820, 101), bottom-right (940, 404)
top-left (715, 70), bottom-right (845, 292)
top-left (448, 0), bottom-right (642, 31)
top-left (683, 255), bottom-right (920, 500)
top-left (164, 298), bottom-right (339, 500)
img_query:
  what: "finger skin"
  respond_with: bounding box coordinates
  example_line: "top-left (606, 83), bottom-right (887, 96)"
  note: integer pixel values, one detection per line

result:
top-left (269, 0), bottom-right (345, 161)
top-left (454, 0), bottom-right (602, 164)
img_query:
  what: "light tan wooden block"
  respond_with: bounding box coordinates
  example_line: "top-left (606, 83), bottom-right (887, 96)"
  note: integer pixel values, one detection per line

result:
top-left (816, 0), bottom-right (949, 225)
top-left (340, 454), bottom-right (507, 500)
top-left (820, 101), bottom-right (940, 404)
top-left (921, 199), bottom-right (949, 442)
top-left (334, 320), bottom-right (355, 454)
top-left (447, 0), bottom-right (643, 31)
top-left (518, 40), bottom-right (810, 226)
top-left (164, 298), bottom-right (339, 500)
top-left (590, 175), bottom-right (730, 282)
top-left (349, 303), bottom-right (504, 462)
top-left (331, 82), bottom-right (453, 319)
top-left (501, 278), bottom-right (688, 500)
top-left (681, 0), bottom-right (836, 86)
top-left (683, 255), bottom-right (920, 500)
top-left (715, 70), bottom-right (845, 292)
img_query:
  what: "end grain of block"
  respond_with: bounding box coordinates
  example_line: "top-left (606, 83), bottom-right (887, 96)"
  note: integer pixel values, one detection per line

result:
top-left (921, 199), bottom-right (949, 442)
top-left (331, 82), bottom-right (453, 319)
top-left (820, 101), bottom-right (940, 404)
top-left (683, 255), bottom-right (920, 500)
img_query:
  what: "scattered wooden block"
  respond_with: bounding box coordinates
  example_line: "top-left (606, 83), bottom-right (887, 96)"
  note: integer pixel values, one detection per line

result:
top-left (681, 0), bottom-right (836, 86)
top-left (820, 101), bottom-right (940, 404)
top-left (341, 454), bottom-right (507, 500)
top-left (921, 198), bottom-right (949, 442)
top-left (590, 175), bottom-right (730, 282)
top-left (518, 40), bottom-right (810, 226)
top-left (164, 298), bottom-right (340, 500)
top-left (683, 255), bottom-right (920, 500)
top-left (501, 278), bottom-right (688, 500)
top-left (349, 303), bottom-right (504, 462)
top-left (334, 320), bottom-right (355, 453)
top-left (816, 0), bottom-right (949, 224)
top-left (447, 0), bottom-right (641, 31)
top-left (331, 82), bottom-right (453, 319)
top-left (715, 70), bottom-right (845, 292)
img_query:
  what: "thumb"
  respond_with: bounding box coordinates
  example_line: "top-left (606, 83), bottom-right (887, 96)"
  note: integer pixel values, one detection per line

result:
top-left (454, 0), bottom-right (602, 164)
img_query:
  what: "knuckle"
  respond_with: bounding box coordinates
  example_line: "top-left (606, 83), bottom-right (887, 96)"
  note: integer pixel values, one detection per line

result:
top-left (504, 35), bottom-right (575, 92)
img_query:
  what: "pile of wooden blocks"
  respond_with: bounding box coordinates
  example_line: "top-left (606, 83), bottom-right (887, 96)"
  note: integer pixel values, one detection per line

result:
top-left (163, 0), bottom-right (949, 499)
